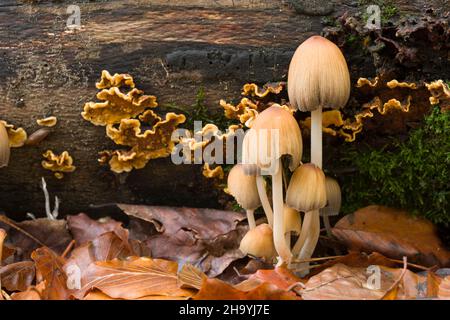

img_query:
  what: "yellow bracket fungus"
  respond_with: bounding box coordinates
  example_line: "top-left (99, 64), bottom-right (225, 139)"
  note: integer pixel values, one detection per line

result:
top-left (202, 163), bottom-right (224, 180)
top-left (42, 150), bottom-right (76, 179)
top-left (82, 71), bottom-right (186, 173)
top-left (0, 120), bottom-right (27, 147)
top-left (82, 87), bottom-right (158, 126)
top-left (426, 80), bottom-right (450, 112)
top-left (95, 70), bottom-right (135, 90)
top-left (241, 82), bottom-right (285, 98)
top-left (37, 116), bottom-right (57, 127)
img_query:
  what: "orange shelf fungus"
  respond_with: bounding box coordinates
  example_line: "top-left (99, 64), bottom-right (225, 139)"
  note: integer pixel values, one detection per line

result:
top-left (202, 163), bottom-right (224, 180)
top-left (0, 120), bottom-right (27, 148)
top-left (426, 80), bottom-right (450, 112)
top-left (36, 116), bottom-right (57, 127)
top-left (82, 87), bottom-right (158, 126)
top-left (82, 70), bottom-right (186, 173)
top-left (386, 80), bottom-right (417, 90)
top-left (95, 70), bottom-right (135, 90)
top-left (41, 150), bottom-right (76, 179)
top-left (356, 77), bottom-right (379, 88)
top-left (241, 82), bottom-right (285, 98)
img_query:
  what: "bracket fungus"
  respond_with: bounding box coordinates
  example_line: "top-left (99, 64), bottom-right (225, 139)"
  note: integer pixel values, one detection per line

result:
top-left (82, 71), bottom-right (186, 173)
top-left (202, 163), bottom-right (224, 180)
top-left (426, 80), bottom-right (450, 112)
top-left (0, 120), bottom-right (27, 167)
top-left (41, 150), bottom-right (76, 179)
top-left (36, 116), bottom-right (57, 127)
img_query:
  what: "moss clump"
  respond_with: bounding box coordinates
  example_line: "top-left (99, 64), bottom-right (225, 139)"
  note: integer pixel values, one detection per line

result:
top-left (359, 0), bottom-right (398, 24)
top-left (341, 107), bottom-right (450, 225)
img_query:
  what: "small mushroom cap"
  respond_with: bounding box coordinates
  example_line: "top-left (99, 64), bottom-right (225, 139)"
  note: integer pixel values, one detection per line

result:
top-left (239, 223), bottom-right (276, 261)
top-left (288, 35), bottom-right (350, 112)
top-left (242, 105), bottom-right (302, 172)
top-left (0, 122), bottom-right (10, 168)
top-left (227, 164), bottom-right (261, 210)
top-left (284, 205), bottom-right (301, 234)
top-left (320, 176), bottom-right (342, 217)
top-left (36, 116), bottom-right (57, 127)
top-left (286, 163), bottom-right (327, 212)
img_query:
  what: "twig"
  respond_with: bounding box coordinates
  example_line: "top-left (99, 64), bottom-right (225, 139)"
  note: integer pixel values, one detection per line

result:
top-left (0, 216), bottom-right (46, 247)
top-left (381, 256), bottom-right (408, 299)
top-left (61, 240), bottom-right (76, 259)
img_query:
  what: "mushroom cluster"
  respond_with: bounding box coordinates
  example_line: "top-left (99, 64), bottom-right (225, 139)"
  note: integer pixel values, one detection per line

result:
top-left (225, 36), bottom-right (348, 272)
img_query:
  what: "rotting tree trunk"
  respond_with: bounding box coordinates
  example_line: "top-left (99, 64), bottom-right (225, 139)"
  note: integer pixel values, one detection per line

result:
top-left (0, 0), bottom-right (447, 218)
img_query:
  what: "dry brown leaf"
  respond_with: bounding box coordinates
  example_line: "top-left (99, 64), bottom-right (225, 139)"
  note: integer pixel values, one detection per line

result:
top-left (11, 281), bottom-right (45, 300)
top-left (235, 267), bottom-right (304, 293)
top-left (31, 247), bottom-right (73, 300)
top-left (193, 277), bottom-right (299, 300)
top-left (75, 257), bottom-right (194, 300)
top-left (438, 276), bottom-right (450, 299)
top-left (332, 206), bottom-right (450, 267)
top-left (301, 263), bottom-right (426, 300)
top-left (66, 213), bottom-right (129, 247)
top-left (0, 261), bottom-right (35, 292)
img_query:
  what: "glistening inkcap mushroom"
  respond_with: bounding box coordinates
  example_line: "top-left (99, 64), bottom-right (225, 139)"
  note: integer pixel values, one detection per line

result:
top-left (242, 105), bottom-right (303, 265)
top-left (239, 223), bottom-right (276, 262)
top-left (227, 164), bottom-right (261, 229)
top-left (0, 122), bottom-right (10, 168)
top-left (286, 163), bottom-right (326, 263)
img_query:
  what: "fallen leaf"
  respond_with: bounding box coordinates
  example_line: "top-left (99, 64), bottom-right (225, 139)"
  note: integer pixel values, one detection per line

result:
top-left (235, 267), bottom-right (304, 292)
top-left (301, 263), bottom-right (427, 300)
top-left (438, 276), bottom-right (450, 299)
top-left (332, 206), bottom-right (450, 267)
top-left (193, 277), bottom-right (299, 300)
top-left (31, 247), bottom-right (73, 300)
top-left (0, 261), bottom-right (35, 292)
top-left (121, 205), bottom-right (247, 277)
top-left (11, 281), bottom-right (45, 300)
top-left (67, 213), bottom-right (129, 246)
top-left (0, 217), bottom-right (72, 261)
top-left (75, 257), bottom-right (194, 300)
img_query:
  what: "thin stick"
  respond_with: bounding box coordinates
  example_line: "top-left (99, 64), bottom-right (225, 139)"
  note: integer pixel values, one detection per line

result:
top-left (381, 256), bottom-right (408, 299)
top-left (61, 240), bottom-right (76, 259)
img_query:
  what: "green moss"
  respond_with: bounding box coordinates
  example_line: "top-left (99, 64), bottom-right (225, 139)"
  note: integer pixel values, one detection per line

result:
top-left (164, 87), bottom-right (234, 130)
top-left (359, 0), bottom-right (398, 24)
top-left (340, 107), bottom-right (450, 225)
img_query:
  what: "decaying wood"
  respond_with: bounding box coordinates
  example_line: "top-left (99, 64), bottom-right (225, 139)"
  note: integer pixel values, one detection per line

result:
top-left (0, 0), bottom-right (446, 217)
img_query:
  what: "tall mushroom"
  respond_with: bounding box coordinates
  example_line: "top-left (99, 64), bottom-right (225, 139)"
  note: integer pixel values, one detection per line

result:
top-left (242, 105), bottom-right (302, 264)
top-left (286, 163), bottom-right (326, 271)
top-left (288, 35), bottom-right (350, 168)
top-left (0, 122), bottom-right (10, 168)
top-left (227, 164), bottom-right (261, 229)
top-left (287, 35), bottom-right (350, 262)
top-left (320, 176), bottom-right (342, 237)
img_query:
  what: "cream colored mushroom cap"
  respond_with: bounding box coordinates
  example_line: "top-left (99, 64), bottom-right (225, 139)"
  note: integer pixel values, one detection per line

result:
top-left (227, 164), bottom-right (261, 210)
top-left (284, 205), bottom-right (301, 234)
top-left (320, 176), bottom-right (342, 217)
top-left (286, 163), bottom-right (327, 212)
top-left (242, 105), bottom-right (302, 172)
top-left (288, 35), bottom-right (351, 112)
top-left (239, 223), bottom-right (276, 261)
top-left (0, 122), bottom-right (10, 168)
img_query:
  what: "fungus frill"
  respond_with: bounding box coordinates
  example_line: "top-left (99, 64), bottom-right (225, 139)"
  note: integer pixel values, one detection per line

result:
top-left (36, 116), bottom-right (57, 127)
top-left (202, 163), bottom-right (224, 180)
top-left (82, 87), bottom-right (158, 126)
top-left (82, 71), bottom-right (186, 173)
top-left (41, 150), bottom-right (76, 179)
top-left (0, 120), bottom-right (27, 148)
top-left (426, 80), bottom-right (450, 112)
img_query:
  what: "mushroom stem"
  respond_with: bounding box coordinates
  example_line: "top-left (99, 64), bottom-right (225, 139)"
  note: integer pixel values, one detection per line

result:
top-left (291, 210), bottom-right (313, 256)
top-left (272, 160), bottom-right (292, 265)
top-left (246, 209), bottom-right (256, 229)
top-left (296, 209), bottom-right (320, 277)
top-left (256, 176), bottom-right (273, 227)
top-left (323, 215), bottom-right (333, 238)
top-left (311, 106), bottom-right (323, 168)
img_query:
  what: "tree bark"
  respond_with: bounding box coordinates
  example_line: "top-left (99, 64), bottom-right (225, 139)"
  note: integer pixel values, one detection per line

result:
top-left (0, 0), bottom-right (445, 218)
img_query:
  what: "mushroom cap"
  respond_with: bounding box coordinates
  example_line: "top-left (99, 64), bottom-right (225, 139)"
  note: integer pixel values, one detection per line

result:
top-left (242, 105), bottom-right (302, 172)
top-left (320, 176), bottom-right (342, 217)
top-left (227, 164), bottom-right (261, 210)
top-left (0, 122), bottom-right (10, 168)
top-left (286, 163), bottom-right (327, 212)
top-left (288, 35), bottom-right (351, 112)
top-left (284, 205), bottom-right (301, 234)
top-left (239, 223), bottom-right (276, 261)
